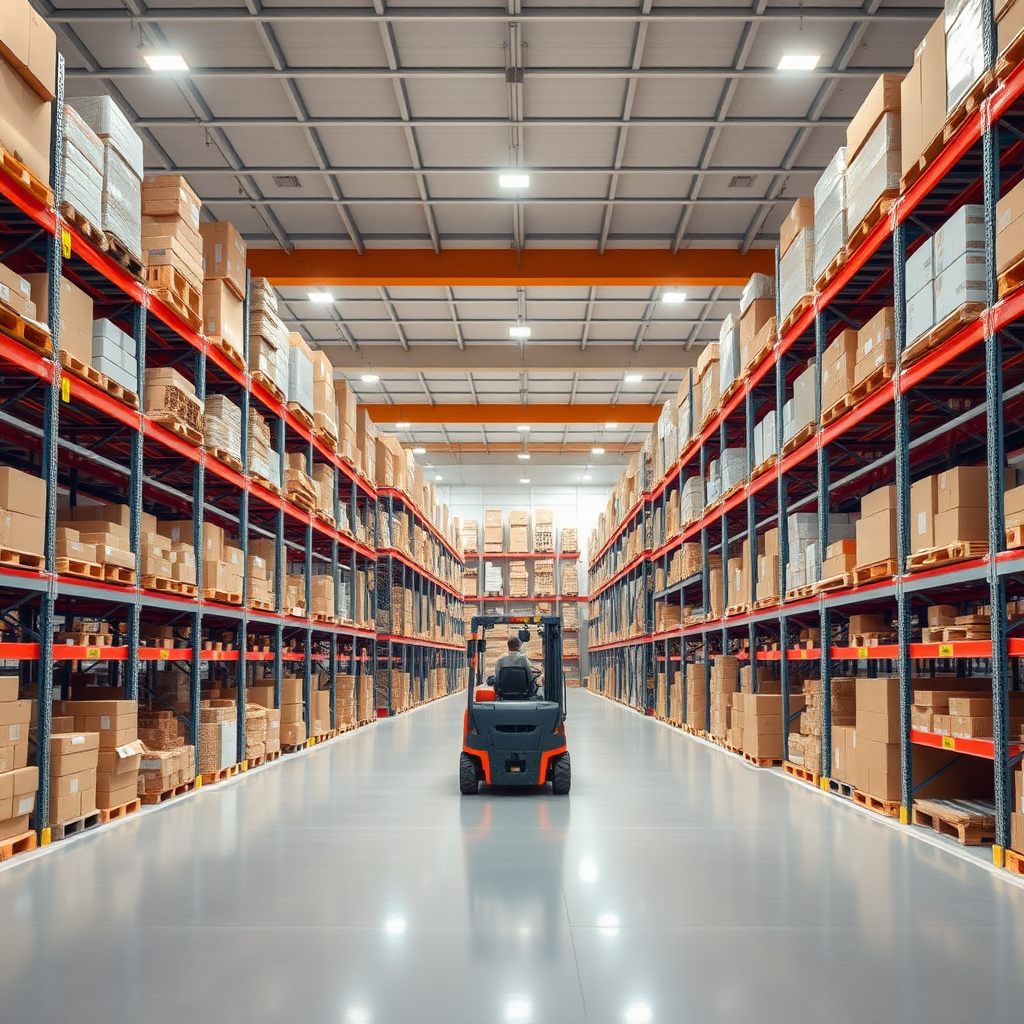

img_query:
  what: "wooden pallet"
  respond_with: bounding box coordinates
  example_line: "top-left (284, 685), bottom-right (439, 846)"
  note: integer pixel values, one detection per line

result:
top-left (785, 583), bottom-right (816, 601)
top-left (913, 798), bottom-right (996, 846)
top-left (0, 145), bottom-right (54, 206)
top-left (102, 564), bottom-right (136, 585)
top-left (57, 630), bottom-right (113, 646)
top-left (721, 375), bottom-right (744, 404)
top-left (149, 415), bottom-right (204, 446)
top-left (0, 827), bottom-right (38, 862)
top-left (207, 446), bottom-right (244, 475)
top-left (0, 547), bottom-right (45, 570)
top-left (851, 558), bottom-right (898, 585)
top-left (752, 596), bottom-right (779, 610)
top-left (906, 541), bottom-right (988, 573)
top-left (781, 420), bottom-right (815, 457)
top-left (995, 25), bottom-right (1024, 85)
top-left (60, 201), bottom-right (105, 247)
top-left (314, 509), bottom-right (337, 529)
top-left (251, 370), bottom-right (285, 404)
top-left (751, 453), bottom-right (778, 480)
top-left (784, 760), bottom-right (819, 787)
top-left (207, 335), bottom-right (245, 372)
top-left (288, 403), bottom-right (315, 432)
top-left (314, 425), bottom-right (339, 452)
top-left (901, 302), bottom-right (986, 366)
top-left (50, 810), bottom-right (102, 841)
top-left (943, 75), bottom-right (989, 143)
top-left (725, 603), bottom-right (749, 618)
top-left (147, 265), bottom-right (202, 330)
top-left (286, 492), bottom-right (316, 515)
top-left (939, 625), bottom-right (991, 642)
top-left (1007, 523), bottom-right (1024, 551)
top-left (849, 632), bottom-right (897, 647)
top-left (311, 612), bottom-right (336, 624)
top-left (140, 779), bottom-right (195, 805)
top-left (141, 574), bottom-right (198, 598)
top-left (899, 129), bottom-right (946, 194)
top-left (998, 249), bottom-right (1024, 300)
top-left (202, 587), bottom-right (243, 605)
top-left (281, 741), bottom-right (310, 754)
top-left (1006, 848), bottom-right (1024, 877)
top-left (103, 233), bottom-right (145, 281)
top-left (251, 473), bottom-right (282, 497)
top-left (98, 797), bottom-right (142, 823)
top-left (59, 350), bottom-right (140, 409)
top-left (54, 556), bottom-right (104, 581)
top-left (743, 752), bottom-right (783, 768)
top-left (823, 363), bottom-right (896, 423)
top-left (845, 191), bottom-right (898, 252)
top-left (813, 571), bottom-right (852, 595)
top-left (200, 762), bottom-right (242, 786)
top-left (827, 778), bottom-right (854, 799)
top-left (814, 248), bottom-right (847, 291)
top-left (249, 599), bottom-right (275, 612)
top-left (779, 294), bottom-right (814, 339)
top-left (852, 789), bottom-right (900, 818)
top-left (0, 300), bottom-right (53, 357)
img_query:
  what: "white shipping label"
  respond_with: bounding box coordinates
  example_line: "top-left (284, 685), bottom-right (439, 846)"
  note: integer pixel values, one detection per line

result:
top-left (70, 778), bottom-right (79, 794)
top-left (215, 243), bottom-right (223, 264)
top-left (9, 725), bottom-right (20, 741)
top-left (864, 338), bottom-right (874, 354)
top-left (71, 735), bottom-right (85, 746)
top-left (0, 283), bottom-right (9, 303)
top-left (101, 716), bottom-right (111, 730)
top-left (190, 202), bottom-right (200, 228)
top-left (17, 797), bottom-right (34, 814)
top-left (918, 512), bottom-right (927, 536)
top-left (116, 743), bottom-right (135, 758)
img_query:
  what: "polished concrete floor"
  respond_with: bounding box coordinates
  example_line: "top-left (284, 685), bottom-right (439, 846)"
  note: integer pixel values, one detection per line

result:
top-left (2, 689), bottom-right (1024, 1024)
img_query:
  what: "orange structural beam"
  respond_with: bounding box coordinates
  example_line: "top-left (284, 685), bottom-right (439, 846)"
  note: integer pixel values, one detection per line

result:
top-left (360, 403), bottom-right (662, 425)
top-left (247, 247), bottom-right (773, 287)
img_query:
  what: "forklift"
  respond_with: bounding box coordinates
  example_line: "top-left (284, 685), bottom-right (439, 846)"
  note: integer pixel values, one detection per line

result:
top-left (460, 614), bottom-right (570, 795)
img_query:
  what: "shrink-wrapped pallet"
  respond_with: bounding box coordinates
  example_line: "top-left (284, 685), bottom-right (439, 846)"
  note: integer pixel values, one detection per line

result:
top-left (287, 332), bottom-right (315, 418)
top-left (813, 148), bottom-right (847, 281)
top-left (204, 394), bottom-right (242, 463)
top-left (61, 105), bottom-right (103, 229)
top-left (845, 112), bottom-right (901, 233)
top-left (779, 227), bottom-right (815, 325)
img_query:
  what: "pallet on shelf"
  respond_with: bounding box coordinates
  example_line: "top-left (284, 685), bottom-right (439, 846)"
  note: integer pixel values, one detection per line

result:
top-left (59, 351), bottom-right (140, 409)
top-left (845, 191), bottom-right (898, 252)
top-left (0, 828), bottom-right (38, 861)
top-left (102, 564), bottom-right (136, 586)
top-left (104, 234), bottom-right (145, 280)
top-left (1007, 523), bottom-right (1024, 550)
top-left (50, 810), bottom-right (102, 841)
top-left (779, 294), bottom-right (813, 339)
top-left (821, 363), bottom-right (895, 425)
top-left (147, 265), bottom-right (202, 330)
top-left (899, 128), bottom-right (946, 194)
top-left (849, 632), bottom-right (896, 647)
top-left (813, 571), bottom-right (852, 595)
top-left (784, 583), bottom-right (816, 601)
top-left (54, 557), bottom-right (103, 581)
top-left (251, 369), bottom-right (285, 404)
top-left (207, 335), bottom-right (245, 372)
top-left (852, 789), bottom-right (900, 818)
top-left (998, 249), bottom-right (1024, 299)
top-left (141, 574), bottom-right (198, 598)
top-left (942, 74), bottom-right (989, 143)
top-left (901, 302), bottom-right (986, 365)
top-left (781, 420), bottom-right (815, 456)
top-left (814, 248), bottom-right (847, 292)
top-left (0, 548), bottom-right (45, 570)
top-left (140, 779), bottom-right (196, 805)
top-left (98, 798), bottom-right (142, 823)
top-left (0, 300), bottom-right (53, 358)
top-left (913, 798), bottom-right (996, 846)
top-left (288, 403), bottom-right (315, 432)
top-left (0, 145), bottom-right (54, 206)
top-left (851, 558), bottom-right (898, 585)
top-left (905, 541), bottom-right (988, 572)
top-left (200, 763), bottom-right (242, 786)
top-left (60, 201), bottom-right (104, 247)
top-left (150, 415), bottom-right (204, 447)
top-left (784, 760), bottom-right (819, 787)
top-left (203, 587), bottom-right (243, 606)
top-left (827, 778), bottom-right (854, 799)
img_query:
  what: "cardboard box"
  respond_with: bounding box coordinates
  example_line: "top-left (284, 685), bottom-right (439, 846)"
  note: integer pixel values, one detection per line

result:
top-left (203, 279), bottom-right (244, 352)
top-left (847, 74), bottom-right (903, 164)
top-left (199, 220), bottom-right (247, 299)
top-left (0, 675), bottom-right (17, 702)
top-left (780, 197), bottom-right (814, 258)
top-left (906, 282), bottom-right (935, 343)
top-left (910, 475), bottom-right (937, 552)
top-left (934, 251), bottom-right (986, 321)
top-left (857, 676), bottom-right (900, 717)
top-left (26, 273), bottom-right (94, 366)
top-left (856, 508), bottom-right (898, 565)
top-left (0, 465), bottom-right (45, 519)
top-left (281, 721), bottom-right (306, 746)
top-left (855, 305), bottom-right (896, 384)
top-left (0, 55), bottom-right (51, 186)
top-left (997, 176), bottom-right (1024, 276)
top-left (821, 330), bottom-right (859, 411)
top-left (935, 204), bottom-right (985, 275)
top-left (59, 700), bottom-right (137, 747)
top-left (49, 731), bottom-right (100, 775)
top-left (934, 505), bottom-right (988, 546)
top-left (900, 16), bottom-right (947, 181)
top-left (861, 484), bottom-right (897, 518)
top-left (0, 261), bottom-right (35, 319)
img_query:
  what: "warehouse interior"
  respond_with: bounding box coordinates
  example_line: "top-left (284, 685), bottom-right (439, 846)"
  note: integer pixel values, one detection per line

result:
top-left (4, 0), bottom-right (1024, 1020)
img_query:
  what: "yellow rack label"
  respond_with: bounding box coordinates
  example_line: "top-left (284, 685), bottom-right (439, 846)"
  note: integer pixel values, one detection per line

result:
top-left (939, 643), bottom-right (954, 657)
top-left (61, 228), bottom-right (71, 259)
top-left (60, 376), bottom-right (70, 403)
top-left (159, 649), bottom-right (170, 660)
top-left (857, 646), bottom-right (868, 659)
top-left (942, 736), bottom-right (955, 750)
top-left (85, 647), bottom-right (101, 659)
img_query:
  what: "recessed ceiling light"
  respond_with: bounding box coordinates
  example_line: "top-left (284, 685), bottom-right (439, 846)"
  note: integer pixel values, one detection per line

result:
top-left (144, 53), bottom-right (189, 72)
top-left (662, 291), bottom-right (687, 304)
top-left (499, 172), bottom-right (530, 189)
top-left (520, 478), bottom-right (531, 484)
top-left (778, 54), bottom-right (820, 71)
top-left (624, 373), bottom-right (643, 384)
top-left (412, 447), bottom-right (426, 454)
top-left (434, 474), bottom-right (442, 482)
top-left (361, 373), bottom-right (380, 384)
top-left (517, 424), bottom-right (531, 432)
top-left (605, 422), bottom-right (618, 429)
top-left (308, 290), bottom-right (334, 303)
top-left (395, 421), bottom-right (410, 429)
top-left (591, 447), bottom-right (605, 455)
top-left (509, 325), bottom-right (532, 338)
top-left (517, 452), bottom-right (531, 461)
top-left (582, 474), bottom-right (592, 481)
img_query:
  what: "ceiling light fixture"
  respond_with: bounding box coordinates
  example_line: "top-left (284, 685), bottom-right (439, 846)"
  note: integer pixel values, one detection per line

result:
top-left (517, 452), bottom-right (531, 461)
top-left (307, 290), bottom-right (334, 303)
top-left (412, 447), bottom-right (426, 455)
top-left (434, 475), bottom-right (443, 482)
top-left (144, 53), bottom-right (189, 72)
top-left (361, 373), bottom-right (380, 384)
top-left (520, 478), bottom-right (531, 484)
top-left (582, 474), bottom-right (593, 481)
top-left (499, 172), bottom-right (530, 189)
top-left (591, 447), bottom-right (605, 455)
top-left (517, 425), bottom-right (531, 432)
top-left (509, 325), bottom-right (532, 338)
top-left (605, 422), bottom-right (618, 429)
top-left (661, 291), bottom-right (687, 304)
top-left (778, 54), bottom-right (820, 71)
top-left (395, 421), bottom-right (410, 429)
top-left (624, 373), bottom-right (643, 384)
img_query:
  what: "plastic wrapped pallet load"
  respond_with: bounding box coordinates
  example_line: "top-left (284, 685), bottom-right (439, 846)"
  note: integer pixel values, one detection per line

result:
top-left (718, 316), bottom-right (741, 394)
top-left (286, 332), bottom-right (315, 421)
top-left (813, 148), bottom-right (847, 282)
top-left (779, 227), bottom-right (814, 325)
top-left (91, 317), bottom-right (137, 394)
top-left (845, 112), bottom-right (901, 234)
top-left (72, 96), bottom-right (144, 259)
top-left (310, 349), bottom-right (338, 444)
top-left (204, 393), bottom-right (242, 464)
top-left (946, 0), bottom-right (985, 113)
top-left (61, 105), bottom-right (103, 229)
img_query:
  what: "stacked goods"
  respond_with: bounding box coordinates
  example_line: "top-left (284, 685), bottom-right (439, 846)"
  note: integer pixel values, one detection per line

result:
top-left (680, 476), bottom-right (705, 525)
top-left (248, 278), bottom-right (289, 399)
top-left (73, 96), bottom-right (144, 260)
top-left (696, 342), bottom-right (720, 428)
top-left (778, 198), bottom-right (815, 325)
top-left (794, 677), bottom-right (856, 775)
top-left (753, 409), bottom-right (778, 468)
top-left (200, 220), bottom-right (246, 359)
top-left (813, 148), bottom-right (847, 282)
top-left (0, 264), bottom-right (36, 326)
top-left (138, 744), bottom-right (197, 796)
top-left (685, 662), bottom-right (706, 731)
top-left (854, 306), bottom-right (896, 387)
top-left (142, 174), bottom-right (203, 319)
top-left (26, 273), bottom-right (91, 368)
top-left (286, 332), bottom-right (315, 426)
top-left (534, 510), bottom-right (554, 552)
top-left (559, 526), bottom-right (578, 553)
top-left (821, 538), bottom-right (858, 579)
top-left (856, 484), bottom-right (898, 567)
top-left (144, 366), bottom-right (204, 440)
top-left (310, 349), bottom-right (338, 445)
top-left (59, 502), bottom-right (135, 575)
top-left (657, 402), bottom-right (678, 478)
top-left (244, 705), bottom-right (267, 762)
top-left (785, 358), bottom-right (816, 445)
top-left (484, 509), bottom-right (503, 552)
top-left (336, 675), bottom-right (357, 728)
top-left (355, 407), bottom-right (377, 481)
top-left (0, 676), bottom-right (37, 841)
top-left (737, 274), bottom-right (775, 375)
top-left (901, 18), bottom-right (946, 181)
top-left (844, 76), bottom-right (902, 235)
top-left (58, 700), bottom-right (142, 810)
top-left (197, 700), bottom-right (237, 774)
top-left (61, 106), bottom-right (103, 231)
top-left (310, 574), bottom-right (335, 620)
top-left (744, 691), bottom-right (806, 761)
top-left (284, 452), bottom-right (317, 512)
top-left (247, 408), bottom-right (274, 485)
top-left (0, 465), bottom-right (45, 557)
top-left (337, 378), bottom-right (359, 462)
top-left (997, 176), bottom-right (1024, 286)
top-left (246, 551), bottom-right (272, 608)
top-left (0, 0), bottom-right (55, 186)
top-left (719, 447), bottom-right (747, 494)
top-left (509, 509), bottom-right (530, 552)
top-left (284, 574), bottom-right (307, 617)
top-left (483, 562), bottom-right (503, 596)
top-left (709, 656), bottom-right (739, 740)
top-left (561, 562), bottom-right (579, 597)
top-left (563, 603), bottom-right (579, 630)
top-left (91, 318), bottom-right (138, 394)
top-left (312, 463), bottom-right (336, 522)
top-left (718, 315), bottom-right (741, 396)
top-left (946, 0), bottom-right (985, 113)
top-left (203, 394), bottom-right (242, 468)
top-left (820, 330), bottom-right (859, 417)
top-left (144, 518), bottom-right (197, 588)
top-left (201, 278), bottom-right (245, 363)
top-left (49, 729), bottom-right (99, 824)
top-left (534, 559), bottom-right (555, 596)
top-left (310, 689), bottom-right (331, 736)
top-left (911, 678), bottom-right (991, 732)
top-left (908, 465), bottom-right (986, 555)
top-left (461, 519), bottom-right (479, 553)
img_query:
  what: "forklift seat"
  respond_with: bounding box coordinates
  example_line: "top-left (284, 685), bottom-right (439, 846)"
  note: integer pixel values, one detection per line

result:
top-left (495, 664), bottom-right (534, 700)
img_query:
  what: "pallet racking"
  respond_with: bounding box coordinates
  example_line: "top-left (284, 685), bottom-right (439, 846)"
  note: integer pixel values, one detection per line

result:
top-left (589, 16), bottom-right (1024, 868)
top-left (0, 58), bottom-right (463, 844)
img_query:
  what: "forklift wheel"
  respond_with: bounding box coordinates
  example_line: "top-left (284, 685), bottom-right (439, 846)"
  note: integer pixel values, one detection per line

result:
top-left (551, 752), bottom-right (571, 795)
top-left (459, 753), bottom-right (480, 794)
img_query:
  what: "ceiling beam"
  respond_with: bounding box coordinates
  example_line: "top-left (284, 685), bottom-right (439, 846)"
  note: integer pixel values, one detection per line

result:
top-left (358, 403), bottom-right (662, 425)
top-left (249, 247), bottom-right (772, 287)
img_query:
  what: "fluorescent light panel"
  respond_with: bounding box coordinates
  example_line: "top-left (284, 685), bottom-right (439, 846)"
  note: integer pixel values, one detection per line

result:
top-left (499, 172), bottom-right (530, 188)
top-left (361, 373), bottom-right (379, 383)
top-left (509, 325), bottom-right (532, 338)
top-left (624, 373), bottom-right (643, 384)
top-left (144, 53), bottom-right (188, 71)
top-left (778, 54), bottom-right (820, 71)
top-left (661, 291), bottom-right (687, 304)
top-left (307, 290), bottom-right (334, 303)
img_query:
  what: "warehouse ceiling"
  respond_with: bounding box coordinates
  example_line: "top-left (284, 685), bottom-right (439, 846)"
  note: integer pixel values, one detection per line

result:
top-left (49, 0), bottom-right (934, 474)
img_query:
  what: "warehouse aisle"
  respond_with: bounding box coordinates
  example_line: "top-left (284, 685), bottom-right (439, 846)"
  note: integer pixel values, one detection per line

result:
top-left (2, 691), bottom-right (1024, 1024)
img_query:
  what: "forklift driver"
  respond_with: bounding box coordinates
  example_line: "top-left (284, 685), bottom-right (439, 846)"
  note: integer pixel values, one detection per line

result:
top-left (494, 637), bottom-right (542, 696)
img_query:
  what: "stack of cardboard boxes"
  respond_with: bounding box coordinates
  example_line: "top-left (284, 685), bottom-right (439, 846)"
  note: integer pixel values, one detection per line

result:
top-left (91, 318), bottom-right (139, 395)
top-left (709, 656), bottom-right (739, 740)
top-left (509, 509), bottom-right (529, 552)
top-left (58, 699), bottom-right (142, 810)
top-left (814, 149), bottom-right (847, 282)
top-left (49, 729), bottom-right (98, 825)
top-left (144, 366), bottom-right (205, 439)
top-left (248, 277), bottom-right (289, 398)
top-left (560, 526), bottom-right (578, 554)
top-left (200, 220), bottom-right (247, 361)
top-left (909, 464), bottom-right (987, 556)
top-left (337, 379), bottom-right (358, 463)
top-left (855, 485), bottom-right (898, 568)
top-left (310, 350), bottom-right (338, 445)
top-left (197, 700), bottom-right (237, 775)
top-left (0, 465), bottom-right (45, 557)
top-left (778, 197), bottom-right (815, 325)
top-left (59, 503), bottom-right (136, 576)
top-left (737, 274), bottom-right (775, 377)
top-left (27, 272), bottom-right (93, 370)
top-left (142, 174), bottom-right (203, 310)
top-left (484, 510), bottom-right (503, 552)
top-left (286, 332), bottom-right (315, 424)
top-left (0, 676), bottom-right (36, 841)
top-left (61, 105), bottom-right (103, 231)
top-left (844, 75), bottom-right (902, 235)
top-left (204, 394), bottom-right (242, 466)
